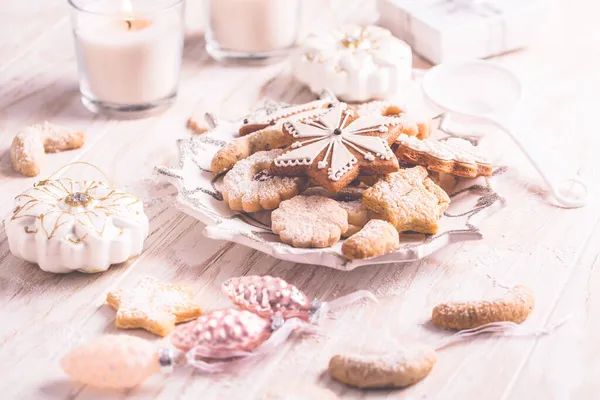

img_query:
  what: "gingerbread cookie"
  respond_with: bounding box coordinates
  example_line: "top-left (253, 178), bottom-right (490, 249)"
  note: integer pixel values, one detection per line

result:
top-left (222, 150), bottom-right (307, 212)
top-left (363, 166), bottom-right (450, 234)
top-left (271, 102), bottom-right (402, 193)
top-left (395, 134), bottom-right (493, 178)
top-left (239, 100), bottom-right (331, 136)
top-left (210, 107), bottom-right (330, 175)
top-left (11, 122), bottom-right (85, 177)
top-left (271, 195), bottom-right (348, 248)
top-left (356, 101), bottom-right (431, 140)
top-left (342, 219), bottom-right (399, 260)
top-left (301, 186), bottom-right (371, 236)
top-left (106, 277), bottom-right (202, 337)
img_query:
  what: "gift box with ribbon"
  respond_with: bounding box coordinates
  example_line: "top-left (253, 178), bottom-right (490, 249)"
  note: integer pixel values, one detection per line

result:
top-left (377, 0), bottom-right (544, 64)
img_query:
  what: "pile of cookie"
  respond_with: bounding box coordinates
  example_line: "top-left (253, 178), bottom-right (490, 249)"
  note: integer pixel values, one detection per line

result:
top-left (205, 99), bottom-right (493, 261)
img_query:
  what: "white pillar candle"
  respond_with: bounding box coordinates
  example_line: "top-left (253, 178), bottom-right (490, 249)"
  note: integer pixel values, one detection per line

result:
top-left (70, 0), bottom-right (184, 112)
top-left (205, 0), bottom-right (300, 58)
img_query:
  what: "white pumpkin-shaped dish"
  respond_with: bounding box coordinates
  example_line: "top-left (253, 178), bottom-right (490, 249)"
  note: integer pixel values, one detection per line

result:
top-left (292, 25), bottom-right (412, 102)
top-left (5, 178), bottom-right (149, 273)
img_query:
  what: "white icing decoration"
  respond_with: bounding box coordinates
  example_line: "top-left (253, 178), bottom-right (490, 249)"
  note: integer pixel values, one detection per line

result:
top-left (245, 99), bottom-right (329, 126)
top-left (397, 134), bottom-right (491, 165)
top-left (275, 103), bottom-right (399, 180)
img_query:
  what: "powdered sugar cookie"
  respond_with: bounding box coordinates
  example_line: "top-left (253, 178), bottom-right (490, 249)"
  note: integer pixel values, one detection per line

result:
top-left (342, 219), bottom-right (399, 260)
top-left (395, 134), bottom-right (493, 178)
top-left (222, 150), bottom-right (307, 213)
top-left (271, 195), bottom-right (348, 248)
top-left (271, 102), bottom-right (402, 193)
top-left (301, 186), bottom-right (371, 236)
top-left (363, 166), bottom-right (450, 234)
top-left (329, 344), bottom-right (437, 388)
top-left (11, 122), bottom-right (85, 177)
top-left (106, 276), bottom-right (203, 337)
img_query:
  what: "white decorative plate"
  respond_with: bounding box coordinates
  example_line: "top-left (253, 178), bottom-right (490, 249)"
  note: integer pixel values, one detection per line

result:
top-left (156, 82), bottom-right (507, 270)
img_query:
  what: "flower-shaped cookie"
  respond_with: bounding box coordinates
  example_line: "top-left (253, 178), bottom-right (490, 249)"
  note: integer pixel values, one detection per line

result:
top-left (271, 102), bottom-right (402, 193)
top-left (363, 167), bottom-right (450, 234)
top-left (271, 195), bottom-right (348, 248)
top-left (5, 178), bottom-right (149, 273)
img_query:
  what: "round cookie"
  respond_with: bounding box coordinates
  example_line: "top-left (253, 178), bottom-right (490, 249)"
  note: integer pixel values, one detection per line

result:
top-left (271, 195), bottom-right (348, 248)
top-left (222, 150), bottom-right (307, 213)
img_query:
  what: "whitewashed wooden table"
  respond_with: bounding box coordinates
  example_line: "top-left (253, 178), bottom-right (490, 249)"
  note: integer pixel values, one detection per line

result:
top-left (1, 0), bottom-right (599, 399)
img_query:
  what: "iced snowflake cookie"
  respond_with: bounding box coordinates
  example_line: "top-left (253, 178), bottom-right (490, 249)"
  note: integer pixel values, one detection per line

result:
top-left (357, 101), bottom-right (432, 140)
top-left (107, 277), bottom-right (202, 337)
top-left (271, 102), bottom-right (402, 193)
top-left (222, 150), bottom-right (307, 212)
top-left (293, 25), bottom-right (412, 102)
top-left (395, 135), bottom-right (493, 178)
top-left (301, 186), bottom-right (371, 236)
top-left (271, 195), bottom-right (348, 248)
top-left (342, 219), bottom-right (399, 260)
top-left (5, 178), bottom-right (149, 273)
top-left (363, 166), bottom-right (450, 234)
top-left (211, 105), bottom-right (330, 174)
top-left (10, 122), bottom-right (85, 177)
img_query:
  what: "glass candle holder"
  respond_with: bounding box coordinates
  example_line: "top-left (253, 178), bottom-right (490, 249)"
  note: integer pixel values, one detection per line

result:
top-left (69, 0), bottom-right (185, 118)
top-left (204, 0), bottom-right (301, 63)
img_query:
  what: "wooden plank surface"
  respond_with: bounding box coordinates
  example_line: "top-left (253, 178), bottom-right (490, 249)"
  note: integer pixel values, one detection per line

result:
top-left (0, 0), bottom-right (599, 399)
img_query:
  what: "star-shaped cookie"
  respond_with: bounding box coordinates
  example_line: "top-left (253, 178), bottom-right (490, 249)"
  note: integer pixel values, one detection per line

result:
top-left (363, 166), bottom-right (450, 234)
top-left (270, 102), bottom-right (402, 193)
top-left (106, 276), bottom-right (202, 337)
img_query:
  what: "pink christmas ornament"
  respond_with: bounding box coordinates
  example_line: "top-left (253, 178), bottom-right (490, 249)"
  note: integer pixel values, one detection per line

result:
top-left (60, 335), bottom-right (165, 389)
top-left (60, 275), bottom-right (379, 386)
top-left (170, 308), bottom-right (272, 358)
top-left (222, 275), bottom-right (313, 320)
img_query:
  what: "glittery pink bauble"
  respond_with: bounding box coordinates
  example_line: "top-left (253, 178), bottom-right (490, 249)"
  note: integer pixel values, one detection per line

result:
top-left (170, 308), bottom-right (271, 357)
top-left (61, 335), bottom-right (159, 389)
top-left (222, 275), bottom-right (312, 320)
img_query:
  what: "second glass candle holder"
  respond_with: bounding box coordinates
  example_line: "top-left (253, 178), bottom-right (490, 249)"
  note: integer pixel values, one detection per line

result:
top-left (203, 0), bottom-right (301, 63)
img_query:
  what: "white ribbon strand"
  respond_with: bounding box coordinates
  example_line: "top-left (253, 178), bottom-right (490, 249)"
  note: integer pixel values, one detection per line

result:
top-left (311, 290), bottom-right (379, 326)
top-left (434, 315), bottom-right (572, 351)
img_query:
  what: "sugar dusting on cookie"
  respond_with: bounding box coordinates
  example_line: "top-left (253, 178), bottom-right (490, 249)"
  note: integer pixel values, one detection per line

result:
top-left (222, 149), bottom-right (307, 212)
top-left (106, 276), bottom-right (202, 337)
top-left (271, 195), bottom-right (349, 248)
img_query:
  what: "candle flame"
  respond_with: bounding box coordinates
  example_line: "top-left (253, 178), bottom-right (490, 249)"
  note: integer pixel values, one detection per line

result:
top-left (122, 0), bottom-right (134, 18)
